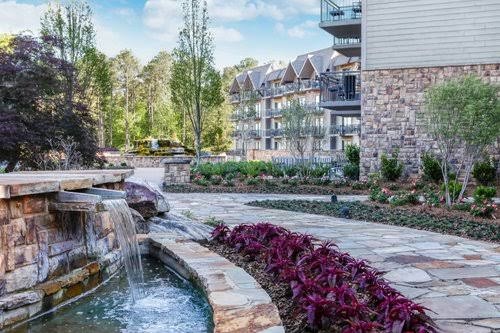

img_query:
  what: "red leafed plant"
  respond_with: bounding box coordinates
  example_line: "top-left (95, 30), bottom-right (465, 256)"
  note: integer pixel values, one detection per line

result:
top-left (211, 223), bottom-right (437, 333)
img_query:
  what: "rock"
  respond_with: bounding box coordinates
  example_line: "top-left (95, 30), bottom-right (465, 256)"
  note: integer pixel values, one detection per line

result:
top-left (124, 177), bottom-right (170, 219)
top-left (383, 267), bottom-right (432, 283)
top-left (0, 290), bottom-right (43, 310)
top-left (339, 206), bottom-right (350, 218)
top-left (130, 208), bottom-right (149, 234)
top-left (148, 213), bottom-right (213, 240)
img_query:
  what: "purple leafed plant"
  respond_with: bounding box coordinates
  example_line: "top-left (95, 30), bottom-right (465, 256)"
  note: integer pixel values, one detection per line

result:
top-left (211, 223), bottom-right (437, 333)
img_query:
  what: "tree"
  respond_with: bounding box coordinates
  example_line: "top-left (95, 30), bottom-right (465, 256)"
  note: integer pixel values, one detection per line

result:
top-left (112, 50), bottom-right (141, 150)
top-left (41, 0), bottom-right (95, 116)
top-left (80, 48), bottom-right (113, 147)
top-left (0, 34), bottom-right (97, 171)
top-left (141, 51), bottom-right (173, 137)
top-left (282, 100), bottom-right (324, 175)
top-left (171, 0), bottom-right (223, 163)
top-left (232, 93), bottom-right (260, 158)
top-left (424, 75), bottom-right (500, 205)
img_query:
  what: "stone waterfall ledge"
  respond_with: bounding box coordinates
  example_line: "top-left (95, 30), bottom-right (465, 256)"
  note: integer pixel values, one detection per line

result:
top-left (0, 249), bottom-right (122, 330)
top-left (145, 234), bottom-right (284, 333)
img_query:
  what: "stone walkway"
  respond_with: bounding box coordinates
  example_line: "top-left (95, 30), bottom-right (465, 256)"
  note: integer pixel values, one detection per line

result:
top-left (167, 192), bottom-right (500, 333)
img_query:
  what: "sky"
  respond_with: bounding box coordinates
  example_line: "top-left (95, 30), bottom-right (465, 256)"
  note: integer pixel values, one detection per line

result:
top-left (0, 0), bottom-right (332, 69)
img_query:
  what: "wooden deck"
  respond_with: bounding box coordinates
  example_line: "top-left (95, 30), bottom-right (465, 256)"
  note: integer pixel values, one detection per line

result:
top-left (0, 169), bottom-right (134, 199)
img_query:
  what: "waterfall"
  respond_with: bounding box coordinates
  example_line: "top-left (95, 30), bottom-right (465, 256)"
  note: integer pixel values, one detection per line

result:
top-left (104, 199), bottom-right (144, 302)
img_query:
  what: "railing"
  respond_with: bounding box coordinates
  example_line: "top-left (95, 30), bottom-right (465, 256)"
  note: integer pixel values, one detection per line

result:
top-left (310, 126), bottom-right (327, 137)
top-left (330, 124), bottom-right (361, 135)
top-left (333, 37), bottom-right (361, 46)
top-left (248, 130), bottom-right (263, 138)
top-left (232, 130), bottom-right (263, 138)
top-left (320, 70), bottom-right (361, 104)
top-left (266, 109), bottom-right (284, 117)
top-left (265, 129), bottom-right (284, 137)
top-left (320, 0), bottom-right (362, 23)
top-left (230, 94), bottom-right (240, 103)
top-left (262, 80), bottom-right (321, 98)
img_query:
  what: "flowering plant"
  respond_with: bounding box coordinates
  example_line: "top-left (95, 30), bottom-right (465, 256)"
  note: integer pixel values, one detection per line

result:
top-left (212, 223), bottom-right (436, 332)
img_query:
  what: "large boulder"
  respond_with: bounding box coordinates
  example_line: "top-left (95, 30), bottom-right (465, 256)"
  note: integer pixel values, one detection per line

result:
top-left (130, 208), bottom-right (149, 234)
top-left (124, 177), bottom-right (170, 219)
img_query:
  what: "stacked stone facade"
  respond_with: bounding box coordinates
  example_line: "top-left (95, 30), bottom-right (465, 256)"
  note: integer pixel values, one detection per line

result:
top-left (163, 157), bottom-right (192, 185)
top-left (360, 63), bottom-right (500, 178)
top-left (0, 191), bottom-right (122, 329)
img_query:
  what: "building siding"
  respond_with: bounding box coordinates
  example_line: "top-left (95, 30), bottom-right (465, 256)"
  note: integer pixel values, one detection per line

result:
top-left (363, 0), bottom-right (500, 70)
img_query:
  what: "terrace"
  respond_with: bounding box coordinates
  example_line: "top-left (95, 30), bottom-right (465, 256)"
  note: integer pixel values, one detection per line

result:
top-left (320, 70), bottom-right (361, 114)
top-left (330, 124), bottom-right (361, 136)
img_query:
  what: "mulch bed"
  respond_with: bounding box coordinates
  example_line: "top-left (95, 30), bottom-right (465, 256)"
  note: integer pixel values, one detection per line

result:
top-left (205, 241), bottom-right (310, 333)
top-left (247, 200), bottom-right (500, 243)
top-left (166, 183), bottom-right (368, 195)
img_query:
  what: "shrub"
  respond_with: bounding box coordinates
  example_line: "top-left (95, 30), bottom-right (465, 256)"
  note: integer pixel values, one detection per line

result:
top-left (211, 223), bottom-right (436, 332)
top-left (343, 163), bottom-right (359, 181)
top-left (380, 151), bottom-right (404, 181)
top-left (210, 175), bottom-right (223, 185)
top-left (473, 159), bottom-right (496, 185)
top-left (370, 186), bottom-right (391, 203)
top-left (344, 144), bottom-right (360, 165)
top-left (312, 177), bottom-right (330, 186)
top-left (421, 152), bottom-right (442, 183)
top-left (452, 202), bottom-right (471, 212)
top-left (309, 164), bottom-right (331, 178)
top-left (440, 180), bottom-right (461, 201)
top-left (473, 186), bottom-right (497, 203)
top-left (389, 190), bottom-right (419, 206)
top-left (470, 202), bottom-right (497, 218)
top-left (351, 180), bottom-right (369, 190)
top-left (222, 179), bottom-right (235, 187)
top-left (245, 177), bottom-right (260, 186)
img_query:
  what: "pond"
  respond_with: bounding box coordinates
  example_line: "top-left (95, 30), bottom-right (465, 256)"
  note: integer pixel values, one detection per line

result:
top-left (8, 256), bottom-right (214, 333)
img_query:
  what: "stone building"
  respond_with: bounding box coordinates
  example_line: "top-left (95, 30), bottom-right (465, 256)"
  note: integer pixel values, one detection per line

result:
top-left (228, 48), bottom-right (361, 157)
top-left (319, 0), bottom-right (500, 177)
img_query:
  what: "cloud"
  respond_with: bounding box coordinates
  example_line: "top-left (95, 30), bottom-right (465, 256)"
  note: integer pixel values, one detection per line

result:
top-left (0, 1), bottom-right (47, 35)
top-left (212, 26), bottom-right (243, 43)
top-left (143, 0), bottom-right (182, 42)
top-left (286, 20), bottom-right (317, 39)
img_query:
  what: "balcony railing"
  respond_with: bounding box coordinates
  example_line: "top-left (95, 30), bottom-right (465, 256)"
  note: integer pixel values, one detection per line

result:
top-left (333, 37), bottom-right (361, 46)
top-left (232, 129), bottom-right (263, 138)
top-left (262, 80), bottom-right (321, 98)
top-left (265, 129), bottom-right (284, 137)
top-left (320, 0), bottom-right (362, 23)
top-left (330, 124), bottom-right (361, 135)
top-left (265, 108), bottom-right (284, 117)
top-left (320, 70), bottom-right (361, 105)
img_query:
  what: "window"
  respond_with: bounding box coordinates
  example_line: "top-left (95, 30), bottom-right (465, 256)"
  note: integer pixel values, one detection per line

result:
top-left (274, 141), bottom-right (280, 150)
top-left (255, 141), bottom-right (261, 150)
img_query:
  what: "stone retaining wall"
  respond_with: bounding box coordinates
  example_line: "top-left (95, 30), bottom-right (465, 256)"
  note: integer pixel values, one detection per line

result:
top-left (163, 157), bottom-right (192, 185)
top-left (145, 235), bottom-right (284, 333)
top-left (104, 154), bottom-right (228, 168)
top-left (361, 63), bottom-right (500, 178)
top-left (0, 182), bottom-right (124, 329)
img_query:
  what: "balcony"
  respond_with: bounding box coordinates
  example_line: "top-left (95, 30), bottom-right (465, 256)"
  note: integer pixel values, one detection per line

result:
top-left (320, 70), bottom-right (361, 115)
top-left (266, 108), bottom-right (284, 117)
top-left (330, 124), bottom-right (361, 136)
top-left (333, 37), bottom-right (361, 57)
top-left (265, 129), bottom-right (284, 137)
top-left (230, 93), bottom-right (240, 104)
top-left (262, 80), bottom-right (321, 98)
top-left (319, 0), bottom-right (361, 38)
top-left (248, 130), bottom-right (263, 139)
top-left (310, 126), bottom-right (327, 137)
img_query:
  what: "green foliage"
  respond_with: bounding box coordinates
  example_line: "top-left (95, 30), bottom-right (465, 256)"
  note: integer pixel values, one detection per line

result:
top-left (472, 159), bottom-right (496, 185)
top-left (441, 180), bottom-right (461, 201)
top-left (343, 163), bottom-right (359, 181)
top-left (389, 191), bottom-right (419, 206)
top-left (245, 177), bottom-right (260, 186)
top-left (344, 144), bottom-right (360, 165)
top-left (351, 181), bottom-right (370, 190)
top-left (473, 186), bottom-right (497, 203)
top-left (380, 151), bottom-right (404, 181)
top-left (248, 200), bottom-right (500, 242)
top-left (424, 75), bottom-right (500, 205)
top-left (369, 187), bottom-right (390, 203)
top-left (470, 202), bottom-right (496, 218)
top-left (421, 152), bottom-right (442, 183)
top-left (204, 216), bottom-right (224, 227)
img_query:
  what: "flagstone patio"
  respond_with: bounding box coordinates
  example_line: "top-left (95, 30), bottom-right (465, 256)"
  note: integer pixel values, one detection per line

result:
top-left (167, 192), bottom-right (500, 333)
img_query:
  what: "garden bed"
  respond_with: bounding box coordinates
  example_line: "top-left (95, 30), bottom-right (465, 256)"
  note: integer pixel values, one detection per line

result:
top-left (206, 223), bottom-right (437, 333)
top-left (166, 182), bottom-right (369, 195)
top-left (247, 200), bottom-right (500, 243)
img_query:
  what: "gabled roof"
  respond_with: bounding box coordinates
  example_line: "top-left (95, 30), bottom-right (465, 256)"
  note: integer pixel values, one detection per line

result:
top-left (265, 68), bottom-right (285, 82)
top-left (281, 62), bottom-right (298, 84)
top-left (231, 63), bottom-right (273, 92)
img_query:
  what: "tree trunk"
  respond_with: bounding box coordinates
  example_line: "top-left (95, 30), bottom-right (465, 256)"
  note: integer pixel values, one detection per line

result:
top-left (125, 79), bottom-right (130, 151)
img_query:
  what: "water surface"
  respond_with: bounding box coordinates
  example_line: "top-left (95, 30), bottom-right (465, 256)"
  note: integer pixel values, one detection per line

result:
top-left (9, 256), bottom-right (213, 333)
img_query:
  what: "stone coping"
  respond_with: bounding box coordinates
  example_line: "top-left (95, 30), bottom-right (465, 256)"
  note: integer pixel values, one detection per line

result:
top-left (0, 170), bottom-right (134, 199)
top-left (144, 234), bottom-right (284, 333)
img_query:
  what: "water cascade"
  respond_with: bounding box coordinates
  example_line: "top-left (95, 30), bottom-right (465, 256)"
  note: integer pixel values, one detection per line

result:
top-left (104, 199), bottom-right (144, 302)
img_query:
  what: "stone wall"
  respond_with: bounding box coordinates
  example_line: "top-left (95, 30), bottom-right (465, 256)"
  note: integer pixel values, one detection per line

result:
top-left (0, 192), bottom-right (121, 329)
top-left (104, 154), bottom-right (228, 168)
top-left (163, 157), bottom-right (192, 185)
top-left (360, 63), bottom-right (500, 178)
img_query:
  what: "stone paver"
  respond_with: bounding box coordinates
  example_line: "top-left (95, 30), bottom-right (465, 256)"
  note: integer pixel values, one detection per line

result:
top-left (166, 192), bottom-right (500, 332)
